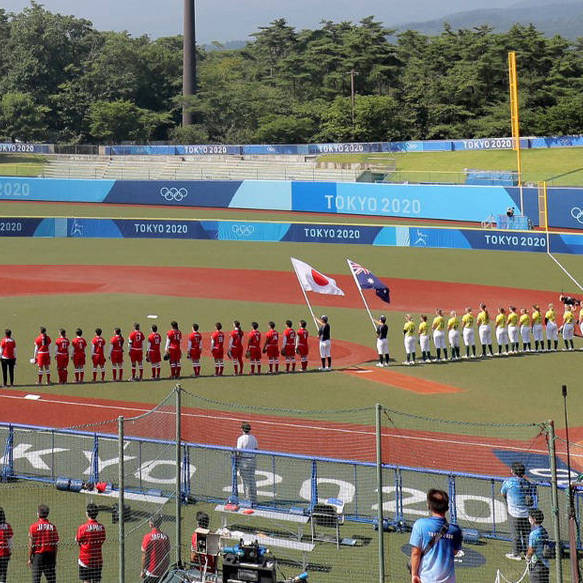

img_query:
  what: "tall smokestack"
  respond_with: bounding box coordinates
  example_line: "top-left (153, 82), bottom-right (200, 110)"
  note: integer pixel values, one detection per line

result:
top-left (182, 0), bottom-right (196, 126)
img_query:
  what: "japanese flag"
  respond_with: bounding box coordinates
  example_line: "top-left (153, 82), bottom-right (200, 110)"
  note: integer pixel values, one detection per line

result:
top-left (291, 257), bottom-right (345, 296)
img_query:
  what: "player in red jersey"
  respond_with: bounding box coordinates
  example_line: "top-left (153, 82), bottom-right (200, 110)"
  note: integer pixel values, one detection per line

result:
top-left (128, 323), bottom-right (145, 381)
top-left (165, 321), bottom-right (182, 379)
top-left (91, 328), bottom-right (106, 382)
top-left (55, 329), bottom-right (71, 384)
top-left (296, 320), bottom-right (310, 372)
top-left (281, 320), bottom-right (297, 373)
top-left (72, 329), bottom-right (87, 383)
top-left (228, 320), bottom-right (244, 375)
top-left (263, 321), bottom-right (280, 374)
top-left (211, 322), bottom-right (225, 376)
top-left (0, 329), bottom-right (16, 387)
top-left (33, 327), bottom-right (52, 385)
top-left (109, 328), bottom-right (124, 381)
top-left (147, 324), bottom-right (162, 379)
top-left (28, 504), bottom-right (59, 583)
top-left (247, 322), bottom-right (262, 375)
top-left (75, 503), bottom-right (106, 583)
top-left (187, 323), bottom-right (203, 377)
top-left (141, 515), bottom-right (170, 582)
top-left (0, 507), bottom-right (13, 583)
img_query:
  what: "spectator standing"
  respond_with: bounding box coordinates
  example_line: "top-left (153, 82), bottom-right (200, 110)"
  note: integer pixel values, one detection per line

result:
top-left (316, 315), bottom-right (331, 371)
top-left (526, 509), bottom-right (550, 583)
top-left (28, 504), bottom-right (59, 583)
top-left (0, 330), bottom-right (16, 387)
top-left (501, 461), bottom-right (536, 560)
top-left (236, 422), bottom-right (258, 506)
top-left (75, 504), bottom-right (106, 583)
top-left (409, 489), bottom-right (462, 583)
top-left (140, 516), bottom-right (170, 583)
top-left (0, 507), bottom-right (13, 583)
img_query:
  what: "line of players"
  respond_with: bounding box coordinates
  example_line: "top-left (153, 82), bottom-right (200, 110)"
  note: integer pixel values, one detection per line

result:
top-left (22, 319), bottom-right (315, 385)
top-left (393, 302), bottom-right (579, 365)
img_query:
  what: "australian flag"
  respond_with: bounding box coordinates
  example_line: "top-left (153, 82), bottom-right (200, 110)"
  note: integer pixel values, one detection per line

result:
top-left (347, 259), bottom-right (391, 303)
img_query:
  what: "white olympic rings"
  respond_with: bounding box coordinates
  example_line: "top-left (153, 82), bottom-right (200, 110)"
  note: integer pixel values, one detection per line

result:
top-left (160, 187), bottom-right (188, 202)
top-left (570, 207), bottom-right (583, 224)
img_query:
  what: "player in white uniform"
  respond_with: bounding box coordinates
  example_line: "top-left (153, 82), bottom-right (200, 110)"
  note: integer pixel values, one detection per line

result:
top-left (495, 307), bottom-right (509, 356)
top-left (531, 305), bottom-right (544, 352)
top-left (374, 315), bottom-right (389, 367)
top-left (519, 308), bottom-right (532, 352)
top-left (545, 304), bottom-right (558, 351)
top-left (447, 311), bottom-right (461, 360)
top-left (562, 305), bottom-right (575, 350)
top-left (461, 307), bottom-right (476, 358)
top-left (431, 309), bottom-right (447, 362)
top-left (507, 306), bottom-right (520, 354)
top-left (403, 314), bottom-right (417, 365)
top-left (477, 304), bottom-right (493, 357)
top-left (418, 315), bottom-right (431, 362)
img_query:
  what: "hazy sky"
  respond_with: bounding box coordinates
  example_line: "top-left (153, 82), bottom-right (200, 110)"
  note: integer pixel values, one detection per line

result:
top-left (1, 0), bottom-right (530, 42)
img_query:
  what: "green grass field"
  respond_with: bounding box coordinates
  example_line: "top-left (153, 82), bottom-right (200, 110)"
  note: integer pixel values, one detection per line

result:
top-left (0, 201), bottom-right (581, 582)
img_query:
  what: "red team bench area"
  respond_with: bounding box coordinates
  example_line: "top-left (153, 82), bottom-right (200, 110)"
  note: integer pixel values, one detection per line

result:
top-left (1, 319), bottom-right (316, 386)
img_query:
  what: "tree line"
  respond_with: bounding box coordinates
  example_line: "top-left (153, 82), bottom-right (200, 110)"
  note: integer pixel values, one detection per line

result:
top-left (1, 2), bottom-right (582, 145)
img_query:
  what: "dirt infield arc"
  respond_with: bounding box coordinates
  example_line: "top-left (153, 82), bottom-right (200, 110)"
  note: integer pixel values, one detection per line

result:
top-left (0, 264), bottom-right (560, 314)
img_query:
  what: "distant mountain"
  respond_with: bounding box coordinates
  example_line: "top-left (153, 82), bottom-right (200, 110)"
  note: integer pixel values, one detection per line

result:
top-left (203, 40), bottom-right (248, 52)
top-left (398, 1), bottom-right (583, 39)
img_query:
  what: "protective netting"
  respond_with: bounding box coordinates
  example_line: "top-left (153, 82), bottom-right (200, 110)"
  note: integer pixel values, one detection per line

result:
top-left (381, 408), bottom-right (566, 582)
top-left (4, 390), bottom-right (583, 582)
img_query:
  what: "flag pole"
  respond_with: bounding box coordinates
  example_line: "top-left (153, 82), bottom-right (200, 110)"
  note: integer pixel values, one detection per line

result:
top-left (291, 260), bottom-right (319, 327)
top-left (347, 258), bottom-right (377, 331)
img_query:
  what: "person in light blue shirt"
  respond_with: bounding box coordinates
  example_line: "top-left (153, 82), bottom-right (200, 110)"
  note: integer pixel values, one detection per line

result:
top-left (526, 509), bottom-right (550, 583)
top-left (409, 489), bottom-right (462, 583)
top-left (501, 462), bottom-right (536, 560)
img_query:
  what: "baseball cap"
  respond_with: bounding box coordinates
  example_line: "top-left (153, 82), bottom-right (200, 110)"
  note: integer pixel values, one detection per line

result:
top-left (321, 315), bottom-right (328, 322)
top-left (380, 315), bottom-right (386, 322)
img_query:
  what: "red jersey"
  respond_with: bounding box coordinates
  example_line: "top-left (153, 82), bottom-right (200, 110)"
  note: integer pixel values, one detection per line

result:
top-left (211, 330), bottom-right (225, 352)
top-left (283, 328), bottom-right (296, 349)
top-left (188, 331), bottom-right (202, 352)
top-left (76, 518), bottom-right (106, 567)
top-left (265, 329), bottom-right (279, 347)
top-left (55, 337), bottom-right (70, 355)
top-left (0, 522), bottom-right (13, 558)
top-left (167, 329), bottom-right (182, 349)
top-left (148, 332), bottom-right (162, 353)
top-left (35, 334), bottom-right (51, 354)
top-left (129, 330), bottom-right (145, 350)
top-left (296, 328), bottom-right (309, 349)
top-left (92, 336), bottom-right (106, 356)
top-left (0, 337), bottom-right (15, 360)
top-left (72, 337), bottom-right (87, 356)
top-left (247, 330), bottom-right (261, 349)
top-left (230, 329), bottom-right (243, 350)
top-left (29, 518), bottom-right (59, 554)
top-left (141, 528), bottom-right (170, 577)
top-left (110, 335), bottom-right (124, 352)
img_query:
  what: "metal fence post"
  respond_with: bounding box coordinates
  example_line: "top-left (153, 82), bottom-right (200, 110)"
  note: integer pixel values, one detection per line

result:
top-left (376, 403), bottom-right (386, 583)
top-left (547, 420), bottom-right (563, 583)
top-left (175, 384), bottom-right (182, 566)
top-left (118, 416), bottom-right (125, 583)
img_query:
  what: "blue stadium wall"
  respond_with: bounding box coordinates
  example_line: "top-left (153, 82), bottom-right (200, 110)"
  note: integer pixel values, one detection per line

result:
top-left (0, 176), bottom-right (547, 224)
top-left (4, 216), bottom-right (583, 254)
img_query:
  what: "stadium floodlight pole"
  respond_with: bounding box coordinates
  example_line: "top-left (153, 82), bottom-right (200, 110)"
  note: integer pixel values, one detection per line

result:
top-left (182, 0), bottom-right (196, 126)
top-left (349, 69), bottom-right (359, 128)
top-left (508, 51), bottom-right (524, 214)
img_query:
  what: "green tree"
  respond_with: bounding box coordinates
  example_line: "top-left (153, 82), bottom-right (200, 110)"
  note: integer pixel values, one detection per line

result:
top-left (0, 92), bottom-right (49, 141)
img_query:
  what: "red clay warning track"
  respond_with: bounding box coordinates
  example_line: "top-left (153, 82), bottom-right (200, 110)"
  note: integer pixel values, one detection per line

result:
top-left (0, 265), bottom-right (561, 314)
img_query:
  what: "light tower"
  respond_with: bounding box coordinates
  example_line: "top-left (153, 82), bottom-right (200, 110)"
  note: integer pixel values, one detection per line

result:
top-left (183, 0), bottom-right (196, 126)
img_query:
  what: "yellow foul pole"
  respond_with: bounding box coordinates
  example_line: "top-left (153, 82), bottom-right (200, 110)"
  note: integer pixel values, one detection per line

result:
top-left (508, 51), bottom-right (524, 213)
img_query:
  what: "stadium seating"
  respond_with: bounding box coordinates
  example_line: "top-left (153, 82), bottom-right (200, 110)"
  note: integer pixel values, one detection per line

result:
top-left (42, 155), bottom-right (362, 182)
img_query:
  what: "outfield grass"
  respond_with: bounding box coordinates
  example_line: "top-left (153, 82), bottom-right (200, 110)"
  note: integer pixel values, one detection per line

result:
top-left (320, 147), bottom-right (583, 186)
top-left (0, 154), bottom-right (46, 177)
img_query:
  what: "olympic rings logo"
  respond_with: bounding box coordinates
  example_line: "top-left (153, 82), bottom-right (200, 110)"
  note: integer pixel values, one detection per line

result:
top-left (160, 187), bottom-right (188, 202)
top-left (232, 224), bottom-right (255, 237)
top-left (571, 207), bottom-right (583, 224)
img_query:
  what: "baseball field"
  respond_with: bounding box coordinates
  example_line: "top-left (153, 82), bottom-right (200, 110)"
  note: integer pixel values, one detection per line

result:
top-left (0, 196), bottom-right (581, 582)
